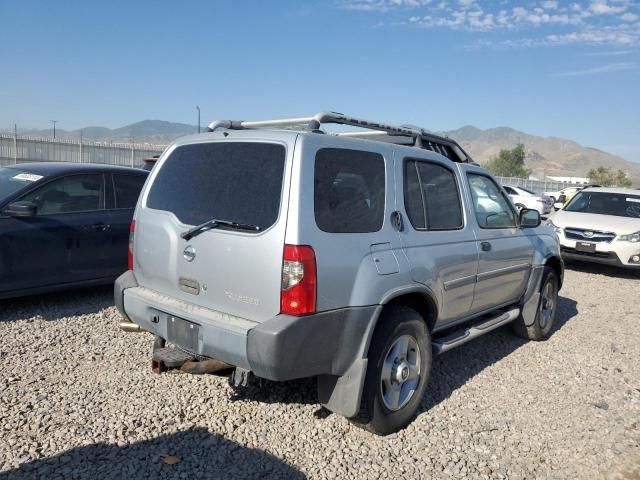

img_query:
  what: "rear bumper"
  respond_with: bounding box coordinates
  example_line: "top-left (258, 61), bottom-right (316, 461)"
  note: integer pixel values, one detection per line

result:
top-left (537, 203), bottom-right (552, 215)
top-left (114, 271), bottom-right (379, 381)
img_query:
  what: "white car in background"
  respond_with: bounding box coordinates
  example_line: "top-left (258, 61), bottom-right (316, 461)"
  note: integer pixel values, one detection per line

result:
top-left (550, 186), bottom-right (589, 210)
top-left (502, 185), bottom-right (553, 215)
top-left (548, 187), bottom-right (640, 269)
top-left (543, 190), bottom-right (561, 203)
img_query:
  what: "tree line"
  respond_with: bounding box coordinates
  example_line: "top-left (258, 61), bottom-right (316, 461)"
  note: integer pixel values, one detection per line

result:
top-left (484, 144), bottom-right (633, 187)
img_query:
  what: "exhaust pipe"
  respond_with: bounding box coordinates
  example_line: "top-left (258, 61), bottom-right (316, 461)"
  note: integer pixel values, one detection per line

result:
top-left (120, 321), bottom-right (144, 333)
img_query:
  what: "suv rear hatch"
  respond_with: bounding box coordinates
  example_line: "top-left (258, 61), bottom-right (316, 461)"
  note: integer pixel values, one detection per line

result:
top-left (133, 138), bottom-right (292, 323)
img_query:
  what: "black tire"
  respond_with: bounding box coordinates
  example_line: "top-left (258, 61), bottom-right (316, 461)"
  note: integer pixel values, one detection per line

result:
top-left (513, 266), bottom-right (558, 341)
top-left (351, 306), bottom-right (431, 435)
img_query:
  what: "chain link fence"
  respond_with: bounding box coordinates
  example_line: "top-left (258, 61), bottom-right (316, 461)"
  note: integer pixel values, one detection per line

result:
top-left (1, 133), bottom-right (584, 194)
top-left (0, 133), bottom-right (165, 168)
top-left (496, 176), bottom-right (578, 195)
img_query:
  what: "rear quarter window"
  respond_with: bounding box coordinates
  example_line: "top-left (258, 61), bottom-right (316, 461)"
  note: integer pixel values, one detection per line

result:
top-left (113, 174), bottom-right (146, 209)
top-left (146, 142), bottom-right (286, 230)
top-left (314, 148), bottom-right (385, 233)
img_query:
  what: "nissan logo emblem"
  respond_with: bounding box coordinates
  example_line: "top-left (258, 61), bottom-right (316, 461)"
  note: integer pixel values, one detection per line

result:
top-left (183, 245), bottom-right (196, 262)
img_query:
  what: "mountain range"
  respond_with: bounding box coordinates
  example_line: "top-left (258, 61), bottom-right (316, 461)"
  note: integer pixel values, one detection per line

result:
top-left (444, 125), bottom-right (640, 182)
top-left (7, 120), bottom-right (639, 182)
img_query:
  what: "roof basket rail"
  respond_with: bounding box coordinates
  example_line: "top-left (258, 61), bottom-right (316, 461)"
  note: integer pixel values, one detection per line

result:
top-left (207, 111), bottom-right (473, 163)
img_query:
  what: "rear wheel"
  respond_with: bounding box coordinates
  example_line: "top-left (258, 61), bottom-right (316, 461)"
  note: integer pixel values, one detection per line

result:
top-left (513, 266), bottom-right (558, 341)
top-left (351, 307), bottom-right (431, 435)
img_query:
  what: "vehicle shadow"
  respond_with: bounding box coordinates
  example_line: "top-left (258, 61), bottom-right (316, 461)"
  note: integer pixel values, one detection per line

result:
top-left (229, 296), bottom-right (579, 418)
top-left (0, 427), bottom-right (304, 480)
top-left (563, 259), bottom-right (640, 279)
top-left (229, 377), bottom-right (319, 407)
top-left (0, 285), bottom-right (114, 323)
top-left (420, 295), bottom-right (578, 412)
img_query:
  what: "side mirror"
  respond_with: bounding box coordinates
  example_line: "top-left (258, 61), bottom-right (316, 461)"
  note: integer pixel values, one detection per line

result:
top-left (519, 208), bottom-right (540, 228)
top-left (3, 201), bottom-right (37, 217)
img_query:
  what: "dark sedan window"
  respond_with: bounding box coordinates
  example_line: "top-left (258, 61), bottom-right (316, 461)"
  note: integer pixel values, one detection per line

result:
top-left (113, 174), bottom-right (146, 209)
top-left (19, 174), bottom-right (105, 215)
top-left (0, 168), bottom-right (44, 199)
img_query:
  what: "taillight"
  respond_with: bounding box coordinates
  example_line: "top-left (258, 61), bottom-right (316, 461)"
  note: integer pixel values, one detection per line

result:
top-left (128, 220), bottom-right (135, 270)
top-left (280, 245), bottom-right (316, 316)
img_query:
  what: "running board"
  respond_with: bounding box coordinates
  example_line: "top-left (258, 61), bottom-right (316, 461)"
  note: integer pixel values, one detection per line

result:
top-left (432, 308), bottom-right (520, 355)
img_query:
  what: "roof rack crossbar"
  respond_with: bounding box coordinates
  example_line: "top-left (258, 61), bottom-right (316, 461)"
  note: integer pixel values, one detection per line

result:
top-left (207, 111), bottom-right (472, 163)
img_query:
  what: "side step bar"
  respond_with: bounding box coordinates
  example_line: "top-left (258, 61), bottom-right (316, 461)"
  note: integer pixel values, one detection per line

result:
top-left (432, 308), bottom-right (520, 355)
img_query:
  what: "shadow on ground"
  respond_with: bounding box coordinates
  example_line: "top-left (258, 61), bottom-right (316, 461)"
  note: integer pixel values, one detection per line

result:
top-left (229, 296), bottom-right (579, 420)
top-left (0, 285), bottom-right (113, 322)
top-left (421, 295), bottom-right (578, 412)
top-left (0, 428), bottom-right (304, 480)
top-left (229, 377), bottom-right (319, 407)
top-left (563, 259), bottom-right (640, 279)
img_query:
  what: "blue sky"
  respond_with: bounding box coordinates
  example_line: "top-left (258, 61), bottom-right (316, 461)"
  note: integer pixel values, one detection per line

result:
top-left (1, 0), bottom-right (639, 161)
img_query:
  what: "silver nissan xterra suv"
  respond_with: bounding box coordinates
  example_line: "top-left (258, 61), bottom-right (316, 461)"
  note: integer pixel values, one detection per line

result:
top-left (115, 112), bottom-right (563, 435)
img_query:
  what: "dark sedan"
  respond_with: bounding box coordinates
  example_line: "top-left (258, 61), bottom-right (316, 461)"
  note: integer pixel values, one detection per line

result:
top-left (0, 162), bottom-right (147, 299)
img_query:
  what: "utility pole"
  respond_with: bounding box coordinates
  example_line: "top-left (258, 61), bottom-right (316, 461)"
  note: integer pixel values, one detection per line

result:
top-left (196, 106), bottom-right (201, 133)
top-left (13, 124), bottom-right (18, 164)
top-left (49, 120), bottom-right (58, 139)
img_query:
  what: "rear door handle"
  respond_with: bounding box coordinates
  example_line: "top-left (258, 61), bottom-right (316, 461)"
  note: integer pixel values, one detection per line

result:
top-left (481, 241), bottom-right (491, 252)
top-left (90, 223), bottom-right (111, 232)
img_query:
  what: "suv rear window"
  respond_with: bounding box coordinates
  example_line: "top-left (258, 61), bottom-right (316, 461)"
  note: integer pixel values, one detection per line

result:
top-left (314, 148), bottom-right (385, 233)
top-left (146, 142), bottom-right (286, 229)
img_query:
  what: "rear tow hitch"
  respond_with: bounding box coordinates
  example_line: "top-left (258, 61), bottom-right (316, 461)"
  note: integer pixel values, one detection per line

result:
top-left (151, 346), bottom-right (231, 375)
top-left (152, 347), bottom-right (193, 374)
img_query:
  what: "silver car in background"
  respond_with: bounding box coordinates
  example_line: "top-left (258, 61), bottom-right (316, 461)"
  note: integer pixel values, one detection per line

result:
top-left (503, 185), bottom-right (553, 215)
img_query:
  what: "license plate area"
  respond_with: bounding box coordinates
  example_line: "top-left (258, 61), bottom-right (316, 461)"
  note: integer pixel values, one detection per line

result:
top-left (166, 316), bottom-right (200, 352)
top-left (576, 241), bottom-right (596, 253)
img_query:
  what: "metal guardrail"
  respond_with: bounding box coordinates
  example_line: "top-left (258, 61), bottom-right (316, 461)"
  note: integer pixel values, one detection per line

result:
top-left (0, 133), bottom-right (165, 168)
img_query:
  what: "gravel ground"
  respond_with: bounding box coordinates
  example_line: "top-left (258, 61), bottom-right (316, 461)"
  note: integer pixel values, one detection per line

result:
top-left (1, 264), bottom-right (639, 480)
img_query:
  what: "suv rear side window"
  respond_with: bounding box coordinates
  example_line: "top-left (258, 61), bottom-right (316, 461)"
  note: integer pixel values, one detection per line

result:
top-left (314, 148), bottom-right (385, 233)
top-left (404, 159), bottom-right (462, 230)
top-left (146, 142), bottom-right (286, 230)
top-left (113, 174), bottom-right (146, 209)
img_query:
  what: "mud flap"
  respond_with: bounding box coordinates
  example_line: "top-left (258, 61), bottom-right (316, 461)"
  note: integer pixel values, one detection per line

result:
top-left (521, 266), bottom-right (544, 327)
top-left (317, 358), bottom-right (368, 418)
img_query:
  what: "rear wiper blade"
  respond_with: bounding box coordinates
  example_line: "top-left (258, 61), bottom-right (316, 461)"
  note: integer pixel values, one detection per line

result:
top-left (181, 218), bottom-right (260, 241)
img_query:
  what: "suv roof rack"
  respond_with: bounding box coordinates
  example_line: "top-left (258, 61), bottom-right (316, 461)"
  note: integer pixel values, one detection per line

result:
top-left (207, 111), bottom-right (473, 163)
